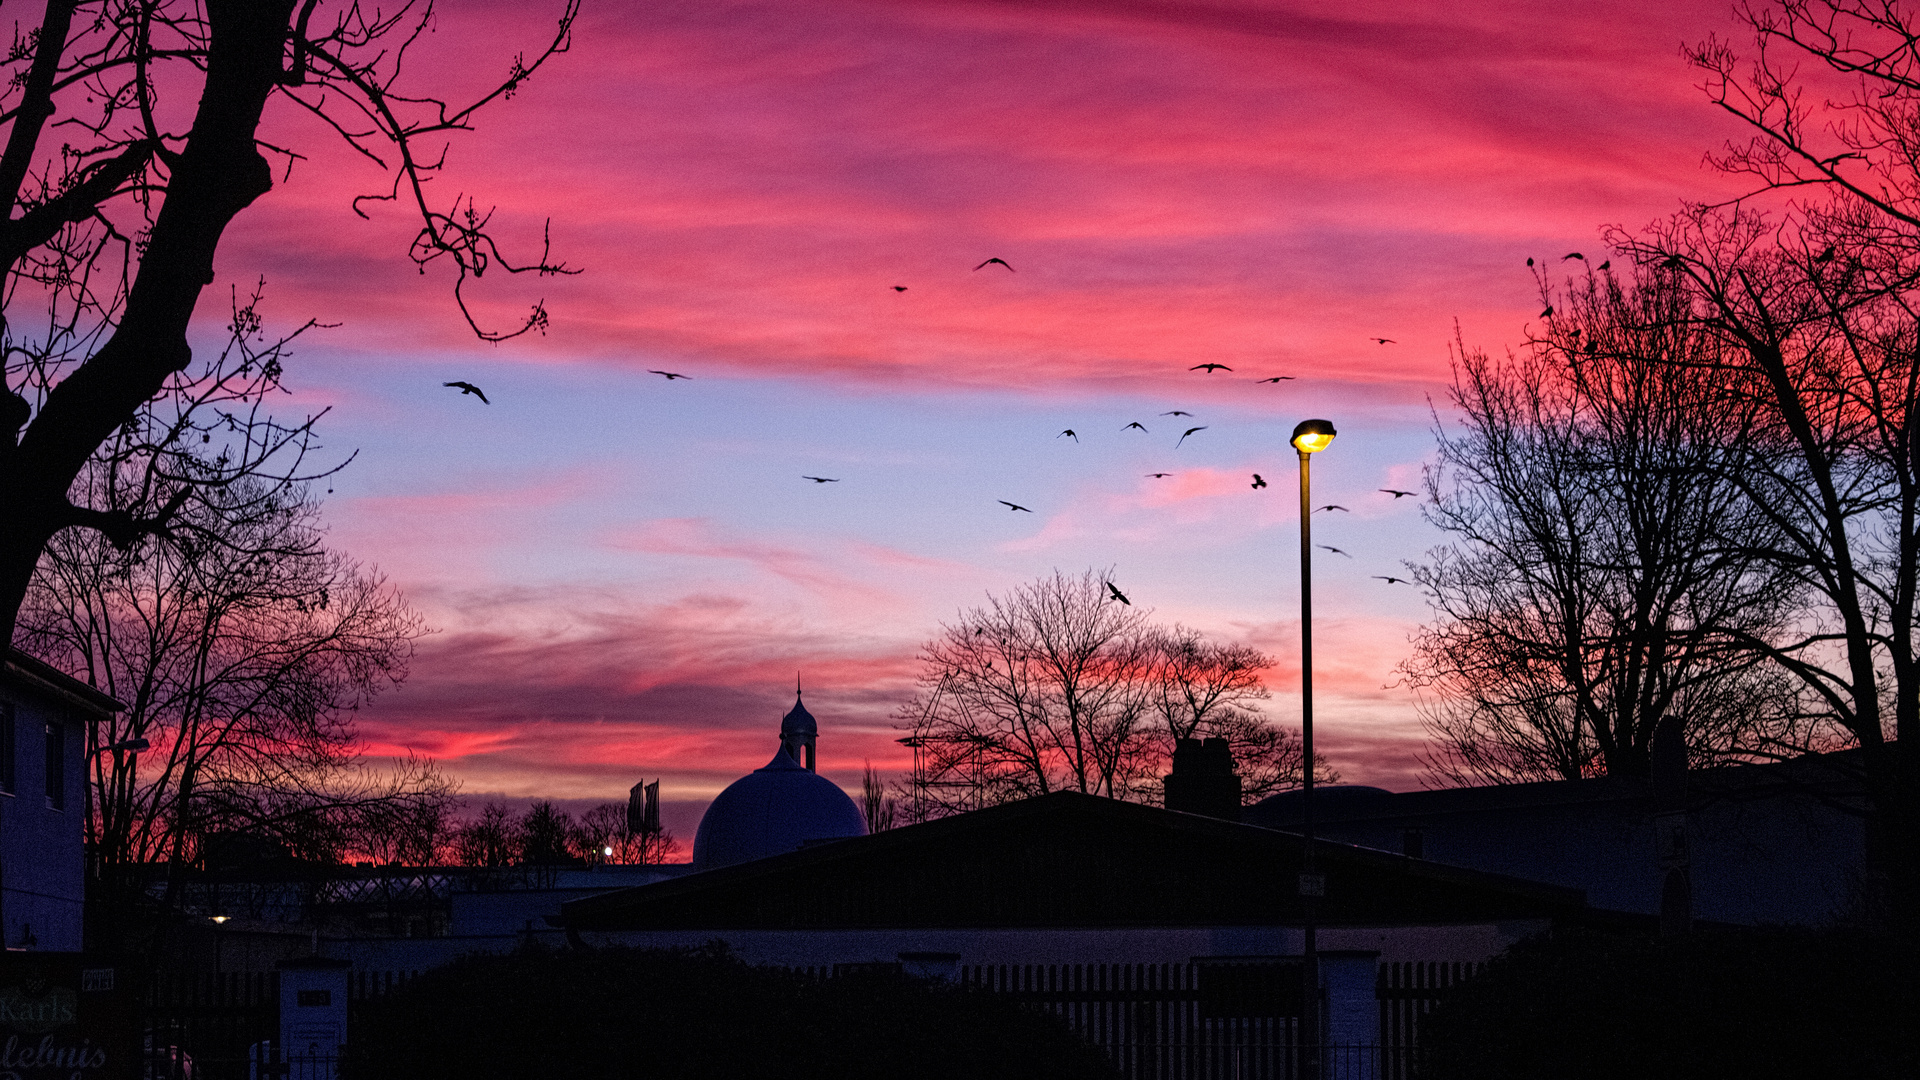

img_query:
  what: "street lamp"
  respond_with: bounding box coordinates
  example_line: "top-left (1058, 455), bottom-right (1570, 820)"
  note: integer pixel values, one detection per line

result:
top-left (1291, 418), bottom-right (1335, 1074)
top-left (91, 737), bottom-right (150, 757)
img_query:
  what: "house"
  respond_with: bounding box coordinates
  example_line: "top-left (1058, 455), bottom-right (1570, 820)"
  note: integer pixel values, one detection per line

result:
top-left (562, 789), bottom-right (1593, 967)
top-left (1242, 751), bottom-right (1871, 926)
top-left (0, 647), bottom-right (123, 952)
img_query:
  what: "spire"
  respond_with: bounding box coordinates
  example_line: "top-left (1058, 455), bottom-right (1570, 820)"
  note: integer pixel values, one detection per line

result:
top-left (780, 683), bottom-right (818, 772)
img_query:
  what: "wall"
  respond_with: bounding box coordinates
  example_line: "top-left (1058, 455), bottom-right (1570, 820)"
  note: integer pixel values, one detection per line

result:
top-left (0, 678), bottom-right (84, 952)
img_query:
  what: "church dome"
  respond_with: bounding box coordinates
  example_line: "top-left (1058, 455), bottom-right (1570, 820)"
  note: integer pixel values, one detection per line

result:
top-left (692, 749), bottom-right (867, 870)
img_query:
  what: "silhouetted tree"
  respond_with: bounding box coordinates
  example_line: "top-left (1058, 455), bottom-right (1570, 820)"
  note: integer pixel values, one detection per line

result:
top-left (1143, 626), bottom-right (1333, 800)
top-left (578, 801), bottom-right (681, 865)
top-left (1407, 268), bottom-right (1809, 785)
top-left (1667, 0), bottom-right (1920, 925)
top-left (861, 761), bottom-right (897, 832)
top-left (15, 445), bottom-right (441, 896)
top-left (896, 569), bottom-right (1323, 819)
top-left (519, 800), bottom-right (578, 864)
top-left (452, 801), bottom-right (522, 869)
top-left (0, 0), bottom-right (577, 648)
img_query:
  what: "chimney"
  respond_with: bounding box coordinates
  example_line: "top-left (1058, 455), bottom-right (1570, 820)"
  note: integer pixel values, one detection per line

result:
top-left (1163, 737), bottom-right (1242, 821)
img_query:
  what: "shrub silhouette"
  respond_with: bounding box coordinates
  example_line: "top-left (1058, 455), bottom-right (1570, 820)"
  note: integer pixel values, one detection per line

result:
top-left (1418, 927), bottom-right (1916, 1080)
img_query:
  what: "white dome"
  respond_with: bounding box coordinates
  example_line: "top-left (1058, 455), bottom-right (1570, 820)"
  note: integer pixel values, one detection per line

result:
top-left (692, 749), bottom-right (867, 870)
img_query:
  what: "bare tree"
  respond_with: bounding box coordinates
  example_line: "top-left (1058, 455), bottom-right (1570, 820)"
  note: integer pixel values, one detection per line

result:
top-left (452, 801), bottom-right (521, 869)
top-left (861, 761), bottom-right (897, 833)
top-left (1142, 626), bottom-right (1333, 800)
top-left (355, 796), bottom-right (459, 867)
top-left (0, 0), bottom-right (577, 647)
top-left (896, 570), bottom-right (1326, 819)
top-left (1406, 268), bottom-right (1811, 786)
top-left (519, 800), bottom-right (578, 865)
top-left (578, 802), bottom-right (681, 865)
top-left (895, 570), bottom-right (1158, 815)
top-left (16, 444), bottom-right (440, 893)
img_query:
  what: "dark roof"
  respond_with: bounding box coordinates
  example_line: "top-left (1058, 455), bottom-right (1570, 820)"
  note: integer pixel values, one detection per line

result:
top-left (2, 646), bottom-right (125, 717)
top-left (1244, 750), bottom-right (1871, 830)
top-left (562, 791), bottom-right (1585, 933)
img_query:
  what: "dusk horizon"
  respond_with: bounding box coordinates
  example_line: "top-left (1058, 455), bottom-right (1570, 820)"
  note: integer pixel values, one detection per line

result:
top-left (175, 0), bottom-right (1761, 828)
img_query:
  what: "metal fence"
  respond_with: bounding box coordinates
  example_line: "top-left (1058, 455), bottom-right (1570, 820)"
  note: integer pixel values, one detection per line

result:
top-left (144, 958), bottom-right (1478, 1079)
top-left (1376, 961), bottom-right (1479, 1080)
top-left (953, 960), bottom-right (1476, 1080)
top-left (145, 970), bottom-right (278, 1080)
top-left (143, 970), bottom-right (418, 1080)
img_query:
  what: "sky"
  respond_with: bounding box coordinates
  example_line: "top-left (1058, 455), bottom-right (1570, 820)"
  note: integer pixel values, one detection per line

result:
top-left (190, 0), bottom-right (1764, 837)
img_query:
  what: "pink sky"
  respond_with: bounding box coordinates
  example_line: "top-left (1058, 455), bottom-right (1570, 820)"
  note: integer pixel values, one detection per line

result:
top-left (184, 0), bottom-right (1763, 831)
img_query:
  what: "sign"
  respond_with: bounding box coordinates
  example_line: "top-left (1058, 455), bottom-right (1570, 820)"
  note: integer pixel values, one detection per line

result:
top-left (0, 954), bottom-right (138, 1080)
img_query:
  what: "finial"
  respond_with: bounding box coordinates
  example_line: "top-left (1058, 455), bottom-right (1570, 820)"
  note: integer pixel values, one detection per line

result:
top-left (796, 670), bottom-right (802, 697)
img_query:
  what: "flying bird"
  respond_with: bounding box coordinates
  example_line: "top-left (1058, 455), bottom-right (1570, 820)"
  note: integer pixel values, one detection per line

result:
top-left (998, 500), bottom-right (1033, 512)
top-left (975, 257), bottom-right (1015, 272)
top-left (801, 476), bottom-right (840, 483)
top-left (1161, 410), bottom-right (1193, 417)
top-left (1059, 429), bottom-right (1078, 442)
top-left (1371, 338), bottom-right (1396, 345)
top-left (1318, 545), bottom-right (1352, 558)
top-left (1564, 252), bottom-right (1585, 261)
top-left (1251, 474), bottom-right (1267, 489)
top-left (1315, 504), bottom-right (1349, 513)
top-left (1145, 472), bottom-right (1172, 478)
top-left (1190, 363), bottom-right (1233, 373)
top-left (1106, 582), bottom-right (1131, 605)
top-left (1373, 575), bottom-right (1408, 585)
top-left (892, 286), bottom-right (908, 292)
top-left (648, 370), bottom-right (691, 380)
top-left (443, 381), bottom-right (489, 403)
top-left (1379, 488), bottom-right (1417, 498)
top-left (1176, 426), bottom-right (1208, 447)
top-left (1257, 376), bottom-right (1296, 383)
top-left (1123, 422), bottom-right (1149, 431)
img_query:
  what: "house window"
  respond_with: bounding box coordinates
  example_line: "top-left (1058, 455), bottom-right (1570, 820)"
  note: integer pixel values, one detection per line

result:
top-left (44, 719), bottom-right (64, 810)
top-left (0, 701), bottom-right (14, 794)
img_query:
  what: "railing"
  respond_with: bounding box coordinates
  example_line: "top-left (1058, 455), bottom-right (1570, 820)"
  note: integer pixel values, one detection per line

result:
top-left (142, 959), bottom-right (1480, 1080)
top-left (952, 960), bottom-right (1475, 1080)
top-left (1376, 961), bottom-right (1480, 1080)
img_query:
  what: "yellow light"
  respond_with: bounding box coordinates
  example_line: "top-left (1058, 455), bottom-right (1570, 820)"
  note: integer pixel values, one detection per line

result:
top-left (209, 915), bottom-right (230, 924)
top-left (1291, 419), bottom-right (1337, 453)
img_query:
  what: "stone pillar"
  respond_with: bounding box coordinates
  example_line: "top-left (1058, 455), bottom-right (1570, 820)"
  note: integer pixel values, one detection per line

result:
top-left (278, 957), bottom-right (351, 1080)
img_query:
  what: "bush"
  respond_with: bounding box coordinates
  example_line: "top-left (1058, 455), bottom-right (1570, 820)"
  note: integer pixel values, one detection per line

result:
top-left (342, 944), bottom-right (1118, 1080)
top-left (1418, 927), bottom-right (1917, 1080)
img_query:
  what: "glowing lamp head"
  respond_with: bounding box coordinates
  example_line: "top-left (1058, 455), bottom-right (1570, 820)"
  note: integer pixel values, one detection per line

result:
top-left (603, 846), bottom-right (615, 857)
top-left (1291, 419), bottom-right (1337, 454)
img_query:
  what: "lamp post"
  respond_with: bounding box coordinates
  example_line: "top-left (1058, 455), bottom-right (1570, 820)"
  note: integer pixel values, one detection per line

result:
top-left (1291, 418), bottom-right (1335, 1076)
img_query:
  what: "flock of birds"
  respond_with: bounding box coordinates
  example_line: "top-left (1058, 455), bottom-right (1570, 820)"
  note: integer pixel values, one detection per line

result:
top-left (439, 255), bottom-right (1430, 597)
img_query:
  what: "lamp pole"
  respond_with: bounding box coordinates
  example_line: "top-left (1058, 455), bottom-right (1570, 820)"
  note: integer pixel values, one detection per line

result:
top-left (1290, 418), bottom-right (1335, 1077)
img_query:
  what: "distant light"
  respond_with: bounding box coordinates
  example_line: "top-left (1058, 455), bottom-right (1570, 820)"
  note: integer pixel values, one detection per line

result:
top-left (603, 846), bottom-right (614, 857)
top-left (209, 915), bottom-right (230, 924)
top-left (1291, 419), bottom-right (1337, 454)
